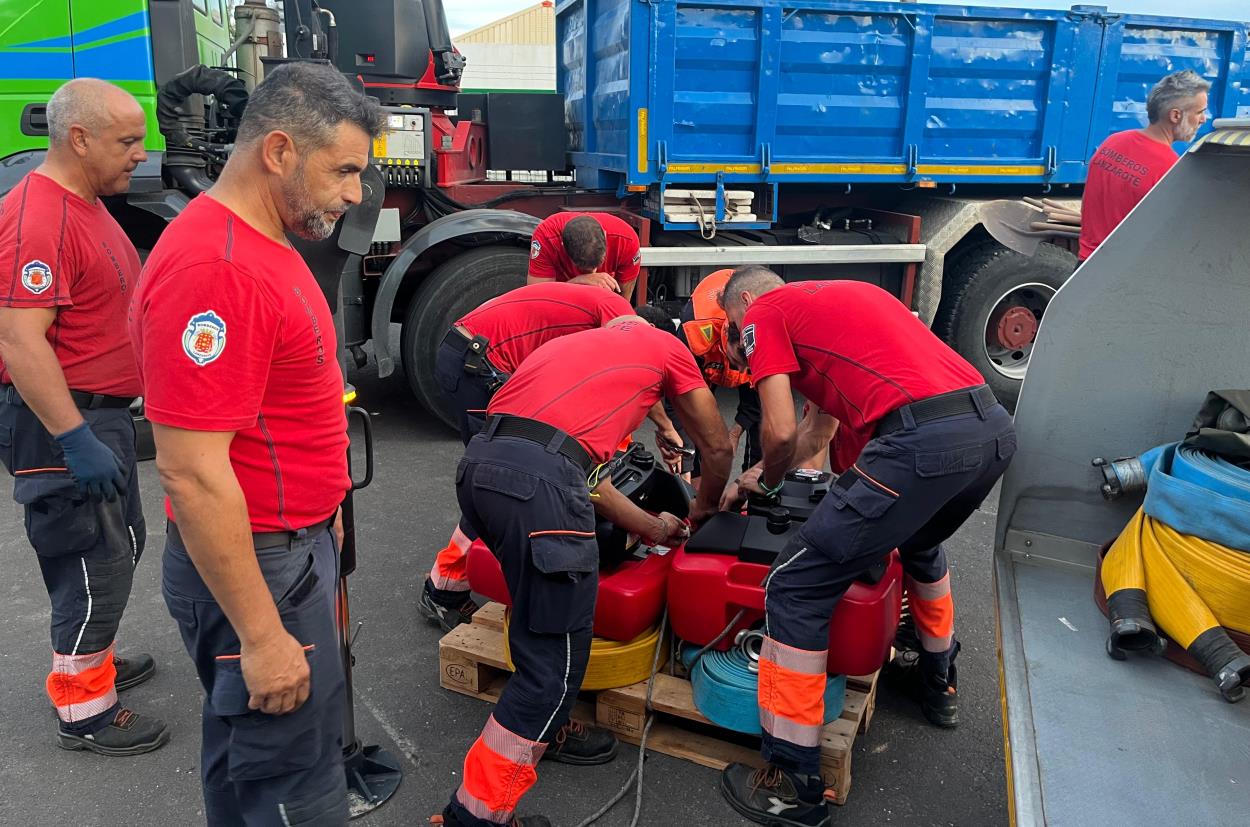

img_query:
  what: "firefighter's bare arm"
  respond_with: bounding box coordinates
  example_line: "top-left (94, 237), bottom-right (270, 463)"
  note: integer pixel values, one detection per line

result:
top-left (153, 423), bottom-right (311, 716)
top-left (591, 475), bottom-right (687, 546)
top-left (0, 306), bottom-right (83, 435)
top-left (673, 385), bottom-right (733, 524)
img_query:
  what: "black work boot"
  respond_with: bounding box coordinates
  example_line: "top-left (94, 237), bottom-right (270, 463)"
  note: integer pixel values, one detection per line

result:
top-left (58, 707), bottom-right (170, 756)
top-left (418, 578), bottom-right (480, 633)
top-left (719, 763), bottom-right (831, 827)
top-left (918, 641), bottom-right (960, 728)
top-left (438, 807), bottom-right (551, 827)
top-left (542, 720), bottom-right (618, 765)
top-left (114, 653), bottom-right (156, 692)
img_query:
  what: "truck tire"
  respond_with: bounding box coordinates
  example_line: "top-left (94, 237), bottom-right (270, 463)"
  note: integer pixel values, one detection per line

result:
top-left (934, 241), bottom-right (1077, 411)
top-left (401, 245), bottom-right (528, 429)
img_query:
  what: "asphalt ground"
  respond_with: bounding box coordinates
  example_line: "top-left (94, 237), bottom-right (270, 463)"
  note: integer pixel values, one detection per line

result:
top-left (0, 348), bottom-right (1008, 826)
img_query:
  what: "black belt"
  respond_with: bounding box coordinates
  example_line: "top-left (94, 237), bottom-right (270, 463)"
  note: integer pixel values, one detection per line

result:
top-left (2, 384), bottom-right (134, 410)
top-left (875, 385), bottom-right (998, 437)
top-left (484, 414), bottom-right (595, 476)
top-left (168, 517), bottom-right (333, 552)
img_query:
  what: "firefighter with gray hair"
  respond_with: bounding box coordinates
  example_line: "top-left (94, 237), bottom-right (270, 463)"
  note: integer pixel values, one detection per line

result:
top-left (1079, 69), bottom-right (1210, 261)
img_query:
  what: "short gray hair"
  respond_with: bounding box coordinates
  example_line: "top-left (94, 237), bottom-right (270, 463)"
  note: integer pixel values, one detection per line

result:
top-left (236, 62), bottom-right (384, 149)
top-left (720, 265), bottom-right (784, 310)
top-left (46, 78), bottom-right (122, 144)
top-left (1146, 70), bottom-right (1210, 124)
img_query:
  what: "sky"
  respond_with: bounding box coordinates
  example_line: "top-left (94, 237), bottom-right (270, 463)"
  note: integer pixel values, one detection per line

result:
top-left (448, 0), bottom-right (1245, 35)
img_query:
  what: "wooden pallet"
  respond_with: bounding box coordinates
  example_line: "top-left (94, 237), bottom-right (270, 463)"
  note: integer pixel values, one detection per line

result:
top-left (437, 602), bottom-right (879, 805)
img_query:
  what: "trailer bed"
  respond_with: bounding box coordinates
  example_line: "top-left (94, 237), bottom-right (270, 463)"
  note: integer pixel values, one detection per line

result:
top-left (997, 555), bottom-right (1250, 825)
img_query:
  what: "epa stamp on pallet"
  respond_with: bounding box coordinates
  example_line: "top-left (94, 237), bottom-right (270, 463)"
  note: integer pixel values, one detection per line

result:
top-left (438, 601), bottom-right (880, 805)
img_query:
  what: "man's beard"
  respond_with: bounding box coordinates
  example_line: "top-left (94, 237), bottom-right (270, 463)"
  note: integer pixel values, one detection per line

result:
top-left (283, 165), bottom-right (348, 241)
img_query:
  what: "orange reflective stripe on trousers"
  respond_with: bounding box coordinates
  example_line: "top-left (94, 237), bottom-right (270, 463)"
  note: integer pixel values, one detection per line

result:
top-left (430, 524), bottom-right (474, 592)
top-left (757, 637), bottom-right (827, 748)
top-left (455, 714), bottom-right (548, 823)
top-left (47, 644), bottom-right (117, 723)
top-left (906, 573), bottom-right (954, 652)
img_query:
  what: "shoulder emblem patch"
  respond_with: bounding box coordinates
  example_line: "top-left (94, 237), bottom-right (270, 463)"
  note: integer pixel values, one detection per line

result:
top-left (183, 310), bottom-right (227, 366)
top-left (741, 323), bottom-right (756, 357)
top-left (631, 250), bottom-right (641, 265)
top-left (20, 260), bottom-right (52, 295)
top-left (530, 240), bottom-right (542, 259)
top-left (698, 323), bottom-right (715, 343)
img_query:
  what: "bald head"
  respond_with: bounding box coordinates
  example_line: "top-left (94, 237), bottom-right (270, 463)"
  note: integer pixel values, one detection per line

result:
top-left (43, 78), bottom-right (147, 197)
top-left (47, 78), bottom-right (143, 145)
top-left (606, 314), bottom-right (648, 328)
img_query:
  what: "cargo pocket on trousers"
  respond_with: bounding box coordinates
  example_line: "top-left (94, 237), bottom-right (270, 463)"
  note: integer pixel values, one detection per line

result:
top-left (210, 652), bottom-right (322, 781)
top-left (526, 532), bottom-right (598, 635)
top-left (25, 493), bottom-right (101, 556)
top-left (827, 473), bottom-right (899, 563)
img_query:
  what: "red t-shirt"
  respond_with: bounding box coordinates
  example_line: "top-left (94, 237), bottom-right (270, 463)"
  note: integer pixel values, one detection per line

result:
top-left (527, 212), bottom-right (641, 287)
top-left (488, 321), bottom-right (705, 463)
top-left (130, 195), bottom-right (349, 532)
top-left (1079, 130), bottom-right (1178, 260)
top-left (0, 172), bottom-right (141, 396)
top-left (742, 281), bottom-right (984, 472)
top-left (457, 281), bottom-right (634, 374)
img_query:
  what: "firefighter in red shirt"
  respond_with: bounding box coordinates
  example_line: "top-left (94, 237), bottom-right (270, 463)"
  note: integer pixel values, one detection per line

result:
top-left (715, 268), bottom-right (1016, 827)
top-left (526, 211), bottom-right (642, 301)
top-left (130, 64), bottom-right (383, 825)
top-left (0, 79), bottom-right (168, 755)
top-left (419, 281), bottom-right (635, 629)
top-left (441, 318), bottom-right (733, 827)
top-left (1079, 70), bottom-right (1209, 261)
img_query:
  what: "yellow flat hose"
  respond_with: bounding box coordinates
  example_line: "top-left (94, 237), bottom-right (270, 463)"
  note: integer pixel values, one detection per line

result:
top-left (503, 617), bottom-right (669, 691)
top-left (1105, 509), bottom-right (1250, 648)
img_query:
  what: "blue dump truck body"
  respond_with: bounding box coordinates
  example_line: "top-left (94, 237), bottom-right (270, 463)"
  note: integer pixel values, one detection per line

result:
top-left (558, 1), bottom-right (1249, 199)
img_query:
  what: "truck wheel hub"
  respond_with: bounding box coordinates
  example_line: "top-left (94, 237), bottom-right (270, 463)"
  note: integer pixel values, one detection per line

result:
top-left (993, 305), bottom-right (1039, 350)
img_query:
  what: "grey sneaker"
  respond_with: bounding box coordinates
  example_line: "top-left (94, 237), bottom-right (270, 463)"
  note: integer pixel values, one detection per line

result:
top-left (419, 580), bottom-right (480, 632)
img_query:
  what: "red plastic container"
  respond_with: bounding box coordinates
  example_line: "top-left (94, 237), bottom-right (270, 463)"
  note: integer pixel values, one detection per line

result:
top-left (466, 539), bottom-right (673, 642)
top-left (667, 547), bottom-right (902, 676)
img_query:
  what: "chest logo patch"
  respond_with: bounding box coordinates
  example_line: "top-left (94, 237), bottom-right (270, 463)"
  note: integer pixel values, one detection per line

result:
top-left (530, 240), bottom-right (541, 259)
top-left (20, 259), bottom-right (52, 295)
top-left (183, 310), bottom-right (227, 366)
top-left (741, 323), bottom-right (756, 357)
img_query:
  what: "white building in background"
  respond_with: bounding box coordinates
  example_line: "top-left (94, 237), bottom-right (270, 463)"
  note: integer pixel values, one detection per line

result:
top-left (453, 1), bottom-right (556, 93)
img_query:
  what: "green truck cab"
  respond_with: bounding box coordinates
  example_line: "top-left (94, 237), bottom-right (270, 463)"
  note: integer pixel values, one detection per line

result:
top-left (0, 0), bottom-right (231, 162)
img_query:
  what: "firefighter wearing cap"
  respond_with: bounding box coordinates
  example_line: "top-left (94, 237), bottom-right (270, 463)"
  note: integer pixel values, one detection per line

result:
top-left (441, 317), bottom-right (733, 827)
top-left (715, 268), bottom-right (1016, 827)
top-left (0, 79), bottom-right (168, 755)
top-left (419, 281), bottom-right (635, 630)
top-left (526, 211), bottom-right (642, 301)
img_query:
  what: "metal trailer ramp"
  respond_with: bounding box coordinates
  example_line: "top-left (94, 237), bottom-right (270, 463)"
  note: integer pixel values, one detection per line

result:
top-left (994, 120), bottom-right (1250, 826)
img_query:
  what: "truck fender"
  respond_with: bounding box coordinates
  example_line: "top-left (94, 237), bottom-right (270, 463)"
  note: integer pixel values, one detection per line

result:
top-left (371, 208), bottom-right (540, 377)
top-left (904, 196), bottom-right (1080, 325)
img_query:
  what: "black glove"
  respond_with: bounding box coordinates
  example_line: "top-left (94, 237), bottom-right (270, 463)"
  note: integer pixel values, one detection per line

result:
top-left (55, 422), bottom-right (125, 501)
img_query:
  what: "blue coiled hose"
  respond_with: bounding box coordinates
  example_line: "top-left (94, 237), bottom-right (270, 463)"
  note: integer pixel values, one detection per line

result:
top-left (1140, 442), bottom-right (1250, 552)
top-left (681, 644), bottom-right (846, 735)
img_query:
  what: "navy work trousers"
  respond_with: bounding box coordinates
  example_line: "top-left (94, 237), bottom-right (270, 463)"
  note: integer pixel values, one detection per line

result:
top-left (163, 523), bottom-right (347, 826)
top-left (762, 399), bottom-right (1016, 774)
top-left (444, 425), bottom-right (598, 826)
top-left (0, 401), bottom-right (144, 729)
